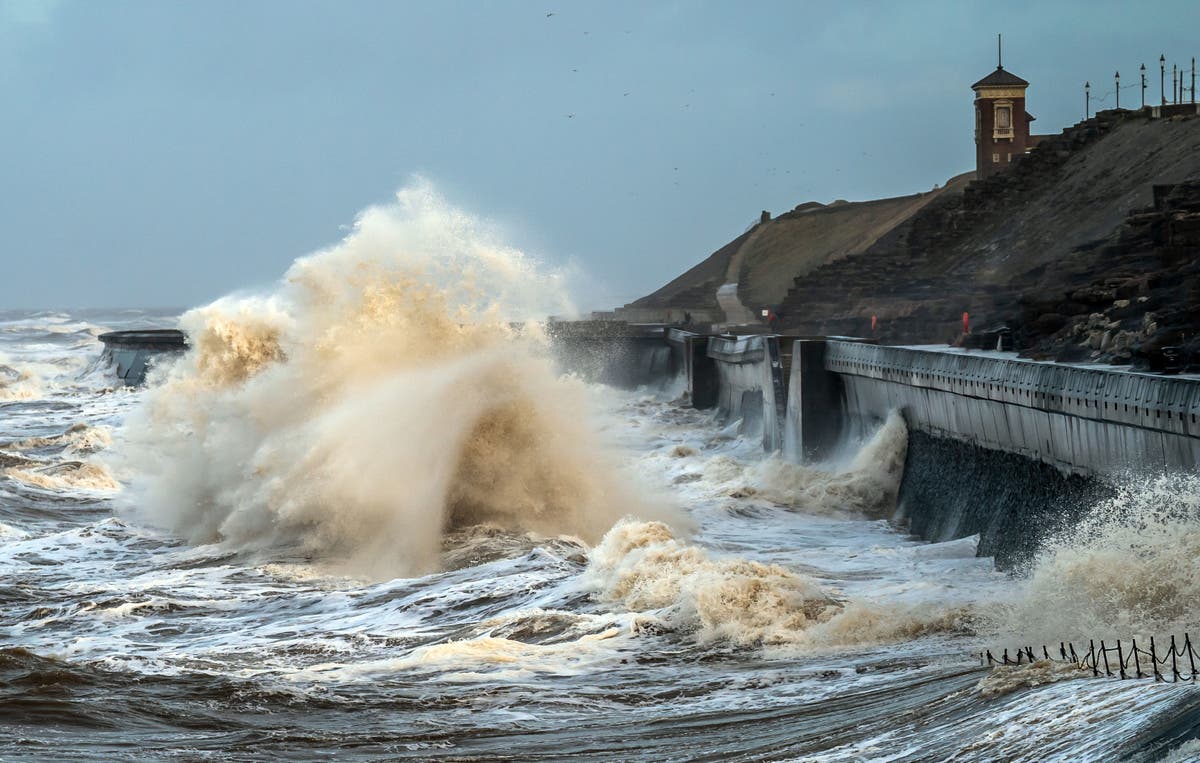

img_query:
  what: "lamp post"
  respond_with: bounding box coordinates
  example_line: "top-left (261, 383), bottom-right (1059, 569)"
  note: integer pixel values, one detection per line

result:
top-left (1173, 63), bottom-right (1178, 104)
top-left (1192, 57), bottom-right (1196, 104)
top-left (1141, 63), bottom-right (1147, 108)
top-left (1161, 54), bottom-right (1166, 105)
top-left (1115, 71), bottom-right (1120, 109)
top-left (1085, 81), bottom-right (1091, 119)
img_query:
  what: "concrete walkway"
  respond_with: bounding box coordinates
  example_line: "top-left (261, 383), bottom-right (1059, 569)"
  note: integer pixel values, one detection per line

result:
top-left (716, 283), bottom-right (759, 326)
top-left (715, 222), bottom-right (766, 327)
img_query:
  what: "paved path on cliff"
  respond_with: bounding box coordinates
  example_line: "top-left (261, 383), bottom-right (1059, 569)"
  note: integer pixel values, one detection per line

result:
top-left (716, 223), bottom-right (767, 326)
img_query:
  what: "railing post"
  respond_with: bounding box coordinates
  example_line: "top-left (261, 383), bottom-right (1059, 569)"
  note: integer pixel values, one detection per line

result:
top-left (1151, 637), bottom-right (1163, 681)
top-left (1187, 633), bottom-right (1197, 680)
top-left (1090, 640), bottom-right (1100, 676)
top-left (1172, 635), bottom-right (1181, 681)
top-left (1117, 640), bottom-right (1127, 679)
top-left (1133, 638), bottom-right (1143, 679)
top-left (1101, 640), bottom-right (1112, 676)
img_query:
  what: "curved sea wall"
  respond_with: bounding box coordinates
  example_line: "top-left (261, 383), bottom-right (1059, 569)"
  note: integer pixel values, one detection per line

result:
top-left (788, 339), bottom-right (1200, 567)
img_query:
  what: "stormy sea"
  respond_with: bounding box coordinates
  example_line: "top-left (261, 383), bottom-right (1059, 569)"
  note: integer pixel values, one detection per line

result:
top-left (3, 186), bottom-right (1199, 762)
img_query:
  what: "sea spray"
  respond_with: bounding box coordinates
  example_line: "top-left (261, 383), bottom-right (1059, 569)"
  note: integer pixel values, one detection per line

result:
top-left (989, 473), bottom-right (1200, 645)
top-left (738, 411), bottom-right (908, 516)
top-left (115, 182), bottom-right (674, 579)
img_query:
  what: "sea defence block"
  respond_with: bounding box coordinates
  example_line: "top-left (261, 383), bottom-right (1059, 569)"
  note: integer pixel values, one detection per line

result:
top-left (706, 335), bottom-right (787, 451)
top-left (96, 330), bottom-right (188, 386)
top-left (666, 328), bottom-right (717, 409)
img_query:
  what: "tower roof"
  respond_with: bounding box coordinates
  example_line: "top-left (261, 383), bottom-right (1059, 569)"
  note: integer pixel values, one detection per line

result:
top-left (972, 66), bottom-right (1029, 90)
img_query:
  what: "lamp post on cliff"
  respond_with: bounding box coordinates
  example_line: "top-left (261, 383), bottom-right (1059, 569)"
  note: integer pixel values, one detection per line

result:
top-left (1192, 57), bottom-right (1196, 104)
top-left (1173, 64), bottom-right (1179, 104)
top-left (1085, 81), bottom-right (1090, 119)
top-left (1141, 63), bottom-right (1147, 108)
top-left (1161, 54), bottom-right (1166, 105)
top-left (1115, 71), bottom-right (1120, 109)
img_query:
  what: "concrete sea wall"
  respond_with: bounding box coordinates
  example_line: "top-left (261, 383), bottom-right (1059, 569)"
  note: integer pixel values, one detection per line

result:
top-left (819, 340), bottom-right (1200, 476)
top-left (787, 339), bottom-right (1200, 567)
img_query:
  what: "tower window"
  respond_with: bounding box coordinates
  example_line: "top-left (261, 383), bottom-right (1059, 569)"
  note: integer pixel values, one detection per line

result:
top-left (993, 100), bottom-right (1015, 140)
top-left (996, 106), bottom-right (1011, 129)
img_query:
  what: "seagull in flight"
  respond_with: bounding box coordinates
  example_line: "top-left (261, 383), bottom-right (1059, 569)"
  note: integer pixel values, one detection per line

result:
top-left (546, 11), bottom-right (555, 17)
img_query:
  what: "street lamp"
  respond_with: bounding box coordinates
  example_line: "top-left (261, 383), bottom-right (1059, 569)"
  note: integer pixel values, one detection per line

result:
top-left (1161, 54), bottom-right (1167, 105)
top-left (1115, 71), bottom-right (1120, 109)
top-left (1141, 63), bottom-right (1147, 108)
top-left (1173, 63), bottom-right (1178, 104)
top-left (1085, 81), bottom-right (1091, 119)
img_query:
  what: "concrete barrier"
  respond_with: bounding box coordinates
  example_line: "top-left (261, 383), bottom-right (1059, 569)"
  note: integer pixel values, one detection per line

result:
top-left (97, 330), bottom-right (187, 386)
top-left (707, 335), bottom-right (787, 451)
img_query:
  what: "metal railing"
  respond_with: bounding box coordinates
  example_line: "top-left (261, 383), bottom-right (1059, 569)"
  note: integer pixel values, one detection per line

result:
top-left (981, 633), bottom-right (1200, 682)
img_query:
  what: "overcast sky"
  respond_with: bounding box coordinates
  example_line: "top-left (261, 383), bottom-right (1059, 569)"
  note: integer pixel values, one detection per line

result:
top-left (2, 0), bottom-right (1197, 312)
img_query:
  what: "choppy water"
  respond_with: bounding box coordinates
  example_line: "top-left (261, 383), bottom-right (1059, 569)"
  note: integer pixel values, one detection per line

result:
top-left (2, 308), bottom-right (1199, 762)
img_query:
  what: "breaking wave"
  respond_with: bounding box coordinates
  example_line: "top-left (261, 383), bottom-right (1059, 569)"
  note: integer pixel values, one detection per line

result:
top-left (116, 182), bottom-right (673, 579)
top-left (583, 519), bottom-right (964, 651)
top-left (991, 474), bottom-right (1200, 644)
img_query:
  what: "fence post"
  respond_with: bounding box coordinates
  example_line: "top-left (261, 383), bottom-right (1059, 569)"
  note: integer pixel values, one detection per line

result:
top-left (1069, 643), bottom-right (1079, 664)
top-left (1187, 633), bottom-right (1197, 680)
top-left (1101, 640), bottom-right (1113, 676)
top-left (1172, 636), bottom-right (1181, 681)
top-left (1133, 638), bottom-right (1143, 679)
top-left (1117, 640), bottom-right (1127, 679)
top-left (1090, 640), bottom-right (1099, 677)
top-left (1151, 637), bottom-right (1163, 681)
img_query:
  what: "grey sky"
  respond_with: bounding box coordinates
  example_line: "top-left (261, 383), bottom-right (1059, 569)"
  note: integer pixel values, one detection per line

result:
top-left (2, 0), bottom-right (1197, 311)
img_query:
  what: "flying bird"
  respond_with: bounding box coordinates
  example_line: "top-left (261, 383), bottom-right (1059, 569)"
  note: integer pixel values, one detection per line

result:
top-left (546, 11), bottom-right (555, 17)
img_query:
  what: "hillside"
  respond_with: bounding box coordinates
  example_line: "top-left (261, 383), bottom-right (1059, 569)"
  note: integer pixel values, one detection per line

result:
top-left (775, 107), bottom-right (1200, 364)
top-left (617, 176), bottom-right (970, 323)
top-left (736, 174), bottom-right (973, 309)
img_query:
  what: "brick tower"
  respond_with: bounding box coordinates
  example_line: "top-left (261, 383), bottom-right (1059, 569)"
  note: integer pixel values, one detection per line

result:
top-left (972, 38), bottom-right (1034, 179)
